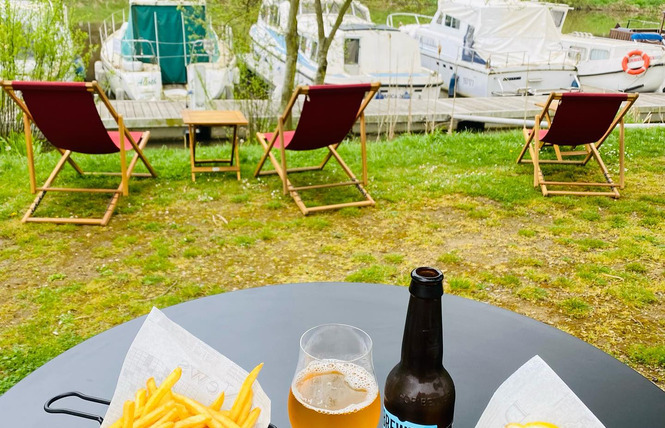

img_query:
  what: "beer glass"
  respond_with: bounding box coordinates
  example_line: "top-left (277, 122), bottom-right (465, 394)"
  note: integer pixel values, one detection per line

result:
top-left (288, 324), bottom-right (381, 428)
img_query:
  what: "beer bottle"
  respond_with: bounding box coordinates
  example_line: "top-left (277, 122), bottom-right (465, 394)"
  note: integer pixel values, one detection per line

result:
top-left (383, 267), bottom-right (456, 428)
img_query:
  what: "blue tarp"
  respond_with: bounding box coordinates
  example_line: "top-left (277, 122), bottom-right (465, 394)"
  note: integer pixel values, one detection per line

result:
top-left (630, 33), bottom-right (663, 42)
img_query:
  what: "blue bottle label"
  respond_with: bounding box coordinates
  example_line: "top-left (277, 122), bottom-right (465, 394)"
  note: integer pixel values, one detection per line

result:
top-left (383, 406), bottom-right (438, 428)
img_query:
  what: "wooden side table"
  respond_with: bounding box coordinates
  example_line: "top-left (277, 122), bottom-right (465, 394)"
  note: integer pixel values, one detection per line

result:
top-left (181, 110), bottom-right (249, 182)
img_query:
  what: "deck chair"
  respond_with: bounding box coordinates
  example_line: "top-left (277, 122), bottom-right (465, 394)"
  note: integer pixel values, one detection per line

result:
top-left (516, 92), bottom-right (638, 198)
top-left (1, 80), bottom-right (157, 225)
top-left (254, 82), bottom-right (380, 215)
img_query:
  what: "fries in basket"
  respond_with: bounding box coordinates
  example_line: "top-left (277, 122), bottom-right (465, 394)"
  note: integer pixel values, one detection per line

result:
top-left (108, 364), bottom-right (264, 428)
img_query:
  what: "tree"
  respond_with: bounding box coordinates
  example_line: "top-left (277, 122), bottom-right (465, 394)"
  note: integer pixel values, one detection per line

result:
top-left (0, 0), bottom-right (87, 137)
top-left (281, 0), bottom-right (300, 110)
top-left (313, 0), bottom-right (352, 84)
top-left (279, 0), bottom-right (352, 103)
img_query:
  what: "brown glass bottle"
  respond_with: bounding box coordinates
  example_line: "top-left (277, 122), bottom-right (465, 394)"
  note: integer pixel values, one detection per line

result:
top-left (383, 267), bottom-right (455, 428)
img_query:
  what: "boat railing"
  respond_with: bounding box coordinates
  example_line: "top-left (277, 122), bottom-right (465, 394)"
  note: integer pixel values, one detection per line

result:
top-left (458, 46), bottom-right (577, 68)
top-left (624, 17), bottom-right (663, 31)
top-left (119, 39), bottom-right (159, 65)
top-left (386, 13), bottom-right (433, 28)
top-left (100, 7), bottom-right (227, 67)
top-left (99, 9), bottom-right (127, 46)
top-left (113, 38), bottom-right (223, 64)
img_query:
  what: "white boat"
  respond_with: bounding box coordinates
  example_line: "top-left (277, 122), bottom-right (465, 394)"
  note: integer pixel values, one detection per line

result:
top-left (561, 32), bottom-right (665, 93)
top-left (387, 0), bottom-right (580, 97)
top-left (95, 0), bottom-right (237, 105)
top-left (245, 0), bottom-right (444, 99)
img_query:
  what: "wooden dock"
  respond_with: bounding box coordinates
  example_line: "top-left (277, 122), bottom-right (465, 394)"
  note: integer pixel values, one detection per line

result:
top-left (99, 93), bottom-right (665, 140)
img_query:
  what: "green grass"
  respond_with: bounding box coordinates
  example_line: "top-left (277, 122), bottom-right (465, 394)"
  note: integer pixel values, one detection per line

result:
top-left (559, 297), bottom-right (594, 318)
top-left (66, 0), bottom-right (127, 23)
top-left (1, 127), bottom-right (665, 394)
top-left (630, 345), bottom-right (665, 368)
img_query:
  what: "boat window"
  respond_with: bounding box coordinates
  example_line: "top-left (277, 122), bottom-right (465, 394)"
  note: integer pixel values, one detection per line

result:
top-left (589, 48), bottom-right (610, 61)
top-left (268, 5), bottom-right (280, 27)
top-left (549, 10), bottom-right (565, 29)
top-left (445, 15), bottom-right (460, 29)
top-left (345, 38), bottom-right (360, 65)
top-left (329, 2), bottom-right (341, 14)
top-left (299, 36), bottom-right (318, 60)
top-left (353, 4), bottom-right (370, 21)
top-left (568, 47), bottom-right (586, 62)
top-left (311, 41), bottom-right (318, 59)
top-left (436, 14), bottom-right (444, 25)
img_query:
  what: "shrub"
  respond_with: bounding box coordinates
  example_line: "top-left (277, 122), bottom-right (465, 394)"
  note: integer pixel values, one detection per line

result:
top-left (0, 0), bottom-right (88, 136)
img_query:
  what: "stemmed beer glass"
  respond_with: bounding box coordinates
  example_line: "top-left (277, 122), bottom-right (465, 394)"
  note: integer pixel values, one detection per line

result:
top-left (287, 324), bottom-right (381, 428)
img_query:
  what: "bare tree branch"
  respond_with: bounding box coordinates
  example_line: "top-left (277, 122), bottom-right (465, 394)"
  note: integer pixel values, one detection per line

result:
top-left (314, 0), bottom-right (352, 84)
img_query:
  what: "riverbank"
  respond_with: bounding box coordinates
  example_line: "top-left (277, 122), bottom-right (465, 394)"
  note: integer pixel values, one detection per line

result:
top-left (69, 0), bottom-right (664, 27)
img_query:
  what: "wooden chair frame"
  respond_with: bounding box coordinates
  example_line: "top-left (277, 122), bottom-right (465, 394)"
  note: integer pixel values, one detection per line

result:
top-left (516, 92), bottom-right (638, 198)
top-left (254, 83), bottom-right (380, 215)
top-left (1, 80), bottom-right (157, 225)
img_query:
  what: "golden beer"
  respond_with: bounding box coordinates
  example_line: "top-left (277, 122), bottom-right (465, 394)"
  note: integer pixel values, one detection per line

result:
top-left (288, 360), bottom-right (381, 428)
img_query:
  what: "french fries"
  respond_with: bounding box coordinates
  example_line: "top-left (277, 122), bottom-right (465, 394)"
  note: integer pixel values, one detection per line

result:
top-left (109, 365), bottom-right (264, 428)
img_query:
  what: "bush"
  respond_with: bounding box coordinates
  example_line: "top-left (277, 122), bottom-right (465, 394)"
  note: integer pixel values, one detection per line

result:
top-left (0, 0), bottom-right (89, 136)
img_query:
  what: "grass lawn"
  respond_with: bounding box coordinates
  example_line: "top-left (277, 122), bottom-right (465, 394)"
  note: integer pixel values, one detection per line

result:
top-left (0, 127), bottom-right (664, 395)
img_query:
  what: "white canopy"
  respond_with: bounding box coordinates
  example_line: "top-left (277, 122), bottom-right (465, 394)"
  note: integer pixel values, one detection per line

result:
top-left (437, 0), bottom-right (566, 62)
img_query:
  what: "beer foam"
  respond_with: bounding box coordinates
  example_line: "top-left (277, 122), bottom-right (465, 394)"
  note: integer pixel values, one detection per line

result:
top-left (292, 359), bottom-right (379, 415)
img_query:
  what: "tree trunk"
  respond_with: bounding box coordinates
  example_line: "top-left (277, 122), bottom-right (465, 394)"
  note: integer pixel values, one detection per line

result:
top-left (314, 0), bottom-right (352, 84)
top-left (281, 0), bottom-right (300, 112)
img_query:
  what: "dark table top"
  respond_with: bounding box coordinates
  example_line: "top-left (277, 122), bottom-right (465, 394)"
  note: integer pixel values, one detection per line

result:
top-left (1, 283), bottom-right (663, 428)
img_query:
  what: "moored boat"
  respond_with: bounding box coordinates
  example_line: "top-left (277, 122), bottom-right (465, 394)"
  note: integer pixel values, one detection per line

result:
top-left (245, 0), bottom-right (444, 99)
top-left (609, 14), bottom-right (665, 45)
top-left (387, 0), bottom-right (580, 97)
top-left (95, 0), bottom-right (237, 105)
top-left (561, 32), bottom-right (665, 93)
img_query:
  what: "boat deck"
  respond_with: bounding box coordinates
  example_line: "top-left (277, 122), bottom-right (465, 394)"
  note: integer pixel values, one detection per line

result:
top-left (98, 93), bottom-right (665, 140)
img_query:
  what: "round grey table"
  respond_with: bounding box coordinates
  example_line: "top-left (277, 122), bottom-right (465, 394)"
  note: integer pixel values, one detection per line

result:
top-left (1, 283), bottom-right (663, 428)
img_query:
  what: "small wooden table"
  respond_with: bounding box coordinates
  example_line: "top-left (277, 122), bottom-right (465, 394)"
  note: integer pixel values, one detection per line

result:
top-left (181, 110), bottom-right (249, 182)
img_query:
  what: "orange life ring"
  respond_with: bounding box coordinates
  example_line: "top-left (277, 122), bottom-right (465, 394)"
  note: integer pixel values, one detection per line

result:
top-left (621, 50), bottom-right (650, 75)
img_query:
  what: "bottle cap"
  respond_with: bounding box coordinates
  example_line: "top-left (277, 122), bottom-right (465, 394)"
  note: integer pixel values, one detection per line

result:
top-left (409, 266), bottom-right (444, 299)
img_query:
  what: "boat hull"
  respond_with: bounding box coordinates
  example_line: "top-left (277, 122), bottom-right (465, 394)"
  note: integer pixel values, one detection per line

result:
top-left (245, 38), bottom-right (442, 99)
top-left (576, 64), bottom-right (665, 93)
top-left (421, 52), bottom-right (578, 97)
top-left (561, 34), bottom-right (665, 93)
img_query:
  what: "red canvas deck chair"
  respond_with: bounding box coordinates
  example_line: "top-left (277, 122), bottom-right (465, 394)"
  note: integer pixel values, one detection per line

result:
top-left (516, 92), bottom-right (638, 198)
top-left (1, 80), bottom-right (157, 225)
top-left (254, 82), bottom-right (380, 215)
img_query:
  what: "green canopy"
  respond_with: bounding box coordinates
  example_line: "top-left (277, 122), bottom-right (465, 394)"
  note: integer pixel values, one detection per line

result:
top-left (123, 3), bottom-right (211, 84)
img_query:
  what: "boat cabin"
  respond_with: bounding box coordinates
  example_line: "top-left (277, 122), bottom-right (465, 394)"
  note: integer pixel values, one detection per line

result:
top-left (422, 0), bottom-right (573, 67)
top-left (122, 0), bottom-right (220, 84)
